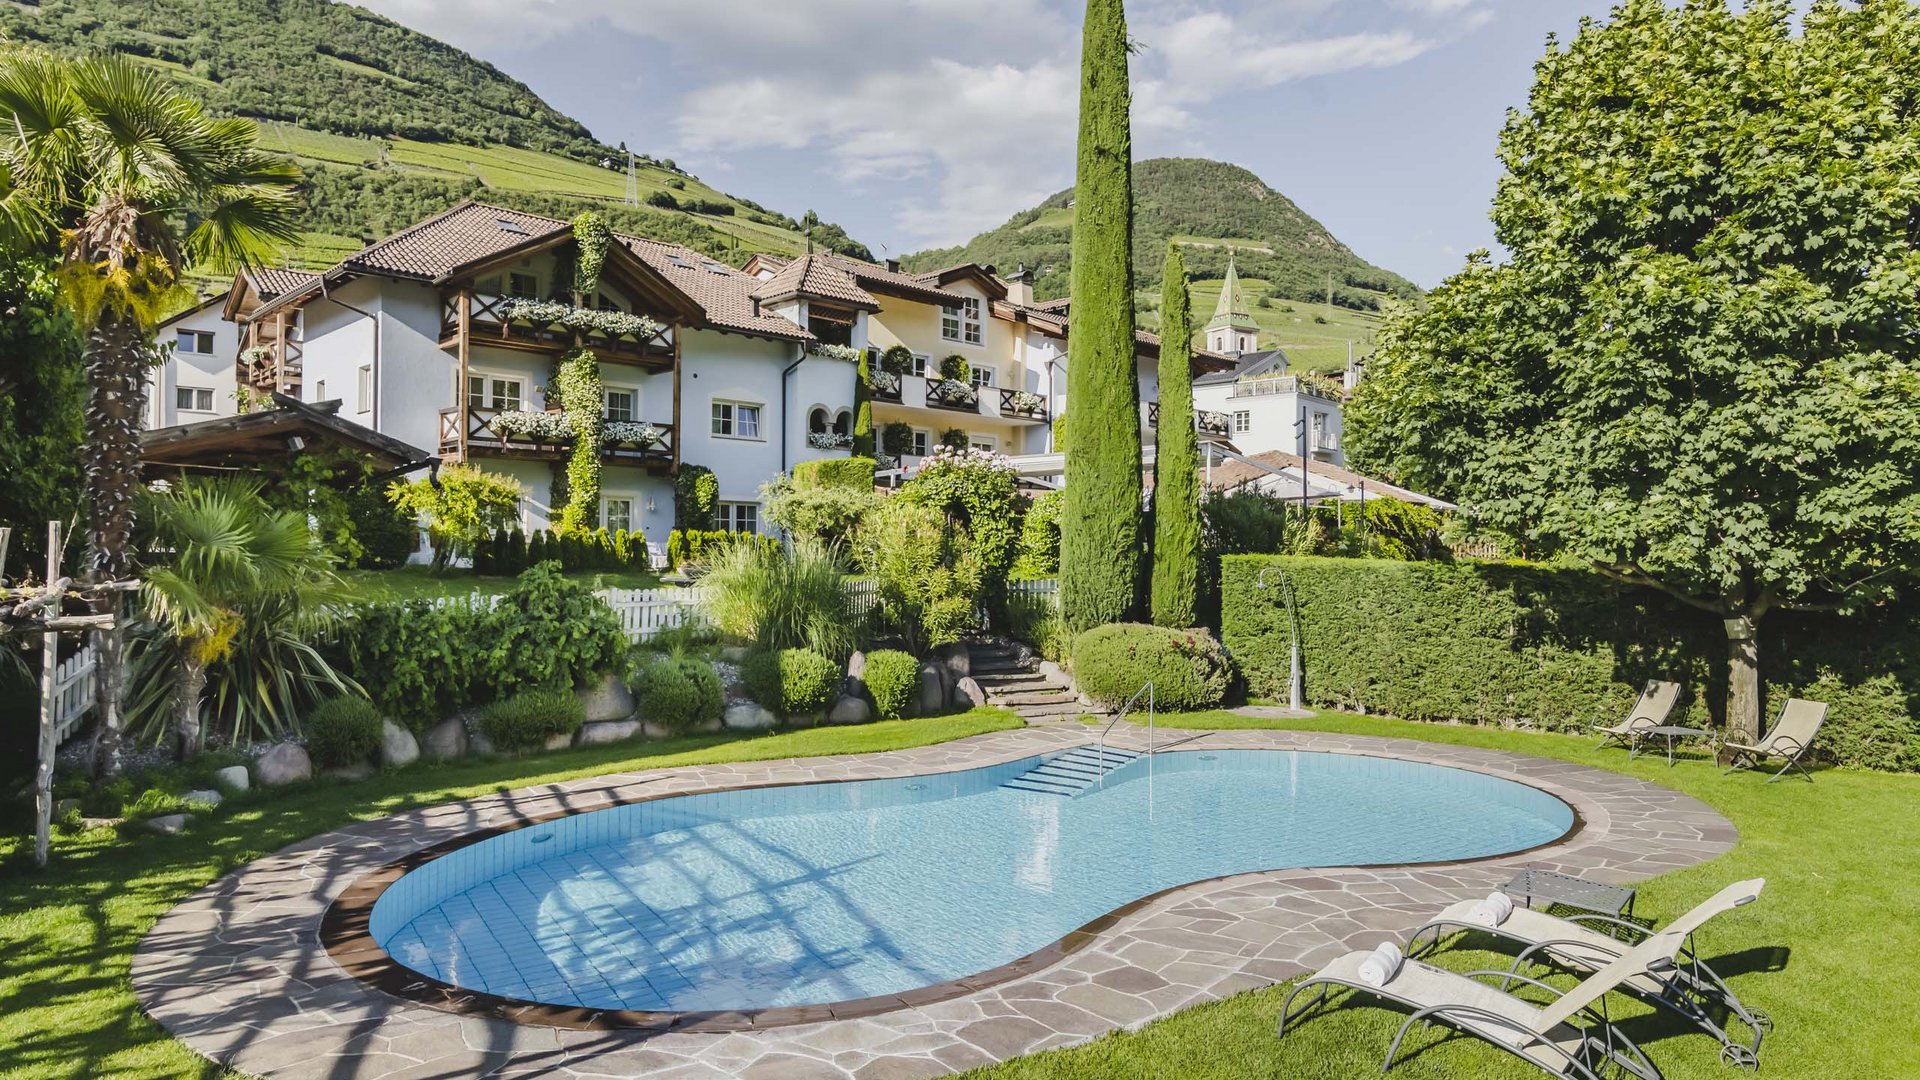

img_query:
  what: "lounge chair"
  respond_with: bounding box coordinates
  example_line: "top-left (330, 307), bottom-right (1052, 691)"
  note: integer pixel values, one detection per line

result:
top-left (1722, 698), bottom-right (1828, 783)
top-left (1407, 879), bottom-right (1770, 1068)
top-left (1593, 681), bottom-right (1683, 749)
top-left (1279, 927), bottom-right (1690, 1080)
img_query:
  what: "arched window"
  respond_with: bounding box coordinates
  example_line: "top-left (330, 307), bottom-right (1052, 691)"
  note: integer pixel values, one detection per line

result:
top-left (809, 406), bottom-right (829, 434)
top-left (832, 409), bottom-right (852, 436)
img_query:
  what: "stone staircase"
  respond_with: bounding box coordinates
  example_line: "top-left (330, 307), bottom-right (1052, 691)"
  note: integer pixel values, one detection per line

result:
top-left (967, 640), bottom-right (1091, 723)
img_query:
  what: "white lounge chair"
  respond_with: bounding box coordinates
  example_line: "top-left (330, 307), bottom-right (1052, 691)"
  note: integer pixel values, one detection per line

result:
top-left (1408, 879), bottom-right (1770, 1068)
top-left (1593, 681), bottom-right (1683, 749)
top-left (1278, 928), bottom-right (1691, 1080)
top-left (1723, 699), bottom-right (1827, 783)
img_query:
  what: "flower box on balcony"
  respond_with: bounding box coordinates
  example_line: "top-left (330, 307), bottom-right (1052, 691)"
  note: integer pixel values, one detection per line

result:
top-left (926, 378), bottom-right (979, 409)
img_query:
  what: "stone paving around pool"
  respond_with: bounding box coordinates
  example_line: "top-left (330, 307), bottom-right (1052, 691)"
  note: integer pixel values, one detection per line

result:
top-left (132, 726), bottom-right (1737, 1080)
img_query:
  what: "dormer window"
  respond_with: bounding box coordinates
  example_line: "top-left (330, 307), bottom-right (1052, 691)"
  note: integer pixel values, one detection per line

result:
top-left (942, 297), bottom-right (983, 345)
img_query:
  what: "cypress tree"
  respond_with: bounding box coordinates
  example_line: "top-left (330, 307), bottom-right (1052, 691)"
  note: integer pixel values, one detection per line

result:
top-left (1150, 243), bottom-right (1200, 628)
top-left (852, 349), bottom-right (875, 457)
top-left (1060, 0), bottom-right (1142, 633)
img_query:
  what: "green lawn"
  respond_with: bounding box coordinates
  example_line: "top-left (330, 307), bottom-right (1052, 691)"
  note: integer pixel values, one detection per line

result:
top-left (965, 710), bottom-right (1919, 1080)
top-left (2, 709), bottom-right (1910, 1080)
top-left (340, 565), bottom-right (663, 602)
top-left (0, 710), bottom-right (1024, 1079)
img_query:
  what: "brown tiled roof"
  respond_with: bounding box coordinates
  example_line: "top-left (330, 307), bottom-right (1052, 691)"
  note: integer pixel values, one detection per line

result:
top-left (915, 263), bottom-right (1008, 299)
top-left (750, 254), bottom-right (879, 310)
top-left (337, 202), bottom-right (566, 281)
top-left (991, 297), bottom-right (1235, 373)
top-left (812, 252), bottom-right (970, 306)
top-left (621, 236), bottom-right (813, 342)
top-left (250, 267), bottom-right (319, 299)
top-left (1204, 450), bottom-right (1451, 507)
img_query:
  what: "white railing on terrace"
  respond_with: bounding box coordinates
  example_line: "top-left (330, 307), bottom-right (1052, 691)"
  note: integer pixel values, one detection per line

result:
top-left (418, 576), bottom-right (1055, 643)
top-left (1228, 376), bottom-right (1343, 401)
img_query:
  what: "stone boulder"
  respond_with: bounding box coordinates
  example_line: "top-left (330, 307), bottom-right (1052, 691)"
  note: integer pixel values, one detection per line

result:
top-left (543, 732), bottom-right (574, 753)
top-left (954, 676), bottom-right (987, 709)
top-left (724, 701), bottom-right (777, 731)
top-left (182, 788), bottom-right (224, 808)
top-left (466, 716), bottom-right (497, 757)
top-left (577, 672), bottom-right (635, 723)
top-left (827, 694), bottom-right (871, 725)
top-left (145, 814), bottom-right (188, 835)
top-left (577, 719), bottom-right (642, 746)
top-left (421, 715), bottom-right (469, 760)
top-left (916, 663), bottom-right (948, 716)
top-left (254, 742), bottom-right (311, 787)
top-left (933, 643), bottom-right (971, 684)
top-left (212, 765), bottom-right (250, 792)
top-left (54, 797), bottom-right (81, 819)
top-left (380, 720), bottom-right (420, 768)
top-left (1038, 660), bottom-right (1075, 694)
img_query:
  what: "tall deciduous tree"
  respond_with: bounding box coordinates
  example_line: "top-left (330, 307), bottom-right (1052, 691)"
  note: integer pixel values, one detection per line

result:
top-left (1061, 0), bottom-right (1141, 633)
top-left (1150, 243), bottom-right (1199, 627)
top-left (0, 50), bottom-right (302, 773)
top-left (1346, 0), bottom-right (1920, 744)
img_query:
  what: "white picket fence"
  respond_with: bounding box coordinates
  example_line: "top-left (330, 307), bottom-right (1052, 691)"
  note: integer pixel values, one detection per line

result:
top-left (50, 646), bottom-right (97, 745)
top-left (422, 576), bottom-right (1056, 643)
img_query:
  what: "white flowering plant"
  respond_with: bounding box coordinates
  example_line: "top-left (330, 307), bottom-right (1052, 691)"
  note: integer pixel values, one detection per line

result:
top-left (927, 378), bottom-right (978, 407)
top-left (807, 343), bottom-right (862, 363)
top-left (497, 297), bottom-right (665, 341)
top-left (603, 421), bottom-right (662, 447)
top-left (489, 409), bottom-right (572, 442)
top-left (868, 369), bottom-right (901, 395)
top-left (808, 431), bottom-right (854, 449)
top-left (1006, 390), bottom-right (1047, 414)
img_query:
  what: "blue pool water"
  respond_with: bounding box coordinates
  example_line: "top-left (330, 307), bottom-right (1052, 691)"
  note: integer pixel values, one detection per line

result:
top-left (369, 750), bottom-right (1572, 1012)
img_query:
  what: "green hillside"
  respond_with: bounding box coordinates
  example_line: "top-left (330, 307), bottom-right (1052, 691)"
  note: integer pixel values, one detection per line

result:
top-left (905, 158), bottom-right (1420, 319)
top-left (0, 0), bottom-right (869, 282)
top-left (1144, 280), bottom-right (1383, 374)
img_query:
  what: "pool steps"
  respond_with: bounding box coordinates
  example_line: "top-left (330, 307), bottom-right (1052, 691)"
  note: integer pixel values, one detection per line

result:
top-left (1000, 745), bottom-right (1144, 795)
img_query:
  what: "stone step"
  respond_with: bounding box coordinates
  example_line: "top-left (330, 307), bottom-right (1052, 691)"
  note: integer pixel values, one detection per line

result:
top-left (974, 672), bottom-right (1050, 688)
top-left (1014, 700), bottom-right (1093, 718)
top-left (990, 690), bottom-right (1080, 707)
top-left (971, 660), bottom-right (1032, 676)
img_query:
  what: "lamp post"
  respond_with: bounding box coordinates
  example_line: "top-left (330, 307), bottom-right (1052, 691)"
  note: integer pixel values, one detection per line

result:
top-left (1255, 565), bottom-right (1304, 710)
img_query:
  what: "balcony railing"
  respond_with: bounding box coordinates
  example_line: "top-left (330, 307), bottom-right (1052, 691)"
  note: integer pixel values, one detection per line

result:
top-left (439, 406), bottom-right (674, 466)
top-left (998, 388), bottom-right (1049, 422)
top-left (1144, 402), bottom-right (1232, 437)
top-left (924, 377), bottom-right (980, 413)
top-left (442, 293), bottom-right (675, 365)
top-left (1227, 374), bottom-right (1344, 401)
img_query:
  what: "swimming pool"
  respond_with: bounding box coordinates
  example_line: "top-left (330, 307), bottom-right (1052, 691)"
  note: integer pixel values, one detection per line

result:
top-left (363, 749), bottom-right (1573, 1016)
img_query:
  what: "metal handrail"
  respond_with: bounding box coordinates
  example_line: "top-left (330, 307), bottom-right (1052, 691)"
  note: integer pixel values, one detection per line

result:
top-left (1095, 681), bottom-right (1154, 786)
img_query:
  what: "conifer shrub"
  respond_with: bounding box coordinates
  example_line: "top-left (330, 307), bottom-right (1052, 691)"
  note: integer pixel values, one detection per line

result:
top-left (476, 689), bottom-right (585, 752)
top-left (862, 649), bottom-right (919, 720)
top-left (304, 696), bottom-right (384, 767)
top-left (631, 657), bottom-right (723, 735)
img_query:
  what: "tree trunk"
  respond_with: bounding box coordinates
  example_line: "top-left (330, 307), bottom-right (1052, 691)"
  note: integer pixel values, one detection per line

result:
top-left (1724, 615), bottom-right (1762, 749)
top-left (175, 649), bottom-right (207, 760)
top-left (84, 312), bottom-right (152, 779)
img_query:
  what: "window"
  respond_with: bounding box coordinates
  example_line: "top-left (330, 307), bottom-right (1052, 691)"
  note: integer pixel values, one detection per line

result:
top-left (605, 389), bottom-right (635, 423)
top-left (315, 379), bottom-right (327, 401)
top-left (911, 428), bottom-right (931, 457)
top-left (808, 406), bottom-right (830, 434)
top-left (911, 353), bottom-right (930, 377)
top-left (1310, 411), bottom-right (1328, 448)
top-left (832, 409), bottom-right (852, 437)
top-left (357, 365), bottom-right (373, 414)
top-left (595, 292), bottom-right (626, 313)
top-left (174, 330), bottom-right (214, 355)
top-left (712, 400), bottom-right (762, 439)
top-left (941, 297), bottom-right (983, 345)
top-left (1233, 410), bottom-right (1252, 434)
top-left (603, 497), bottom-right (634, 534)
top-left (467, 375), bottom-right (524, 411)
top-left (968, 364), bottom-right (996, 390)
top-left (718, 502), bottom-right (759, 533)
top-left (508, 272), bottom-right (539, 299)
top-left (175, 386), bottom-right (214, 412)
top-left (970, 434), bottom-right (996, 453)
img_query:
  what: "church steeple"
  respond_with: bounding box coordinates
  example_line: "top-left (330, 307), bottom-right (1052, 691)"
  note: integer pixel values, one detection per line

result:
top-left (1205, 251), bottom-right (1260, 356)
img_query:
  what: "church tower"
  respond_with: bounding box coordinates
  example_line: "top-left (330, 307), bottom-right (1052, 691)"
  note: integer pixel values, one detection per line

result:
top-left (1205, 253), bottom-right (1260, 356)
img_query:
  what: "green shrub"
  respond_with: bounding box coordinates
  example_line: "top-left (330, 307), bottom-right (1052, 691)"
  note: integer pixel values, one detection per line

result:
top-left (1071, 623), bottom-right (1234, 712)
top-left (1220, 555), bottom-right (1920, 771)
top-left (631, 657), bottom-right (722, 735)
top-left (879, 344), bottom-right (916, 375)
top-left (741, 648), bottom-right (841, 716)
top-left (346, 485), bottom-right (415, 570)
top-left (124, 787), bottom-right (186, 822)
top-left (304, 696), bottom-right (384, 767)
top-left (476, 689), bottom-right (585, 752)
top-left (1003, 592), bottom-right (1068, 663)
top-left (939, 354), bottom-right (970, 381)
top-left (792, 457), bottom-right (877, 490)
top-left (862, 649), bottom-right (919, 719)
top-left (881, 421), bottom-right (913, 456)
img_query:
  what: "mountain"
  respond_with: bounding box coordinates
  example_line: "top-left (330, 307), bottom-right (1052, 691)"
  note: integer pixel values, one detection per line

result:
top-left (904, 158), bottom-right (1419, 315)
top-left (0, 0), bottom-right (870, 276)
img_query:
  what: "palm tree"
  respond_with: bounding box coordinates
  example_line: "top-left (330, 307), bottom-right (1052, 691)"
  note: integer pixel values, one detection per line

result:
top-left (0, 50), bottom-right (301, 773)
top-left (139, 479), bottom-right (344, 758)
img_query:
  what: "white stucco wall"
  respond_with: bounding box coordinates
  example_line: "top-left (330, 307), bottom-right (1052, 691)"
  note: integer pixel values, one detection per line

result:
top-left (1191, 383), bottom-right (1346, 466)
top-left (147, 305), bottom-right (240, 429)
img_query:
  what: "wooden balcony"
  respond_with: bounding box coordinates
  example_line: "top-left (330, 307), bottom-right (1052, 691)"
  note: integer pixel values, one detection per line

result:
top-left (439, 406), bottom-right (675, 470)
top-left (441, 293), bottom-right (676, 369)
top-left (1144, 402), bottom-right (1232, 437)
top-left (998, 388), bottom-right (1049, 423)
top-left (923, 378), bottom-right (982, 414)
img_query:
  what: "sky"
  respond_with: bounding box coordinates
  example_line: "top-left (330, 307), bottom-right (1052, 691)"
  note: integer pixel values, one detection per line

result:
top-left (357, 0), bottom-right (1610, 288)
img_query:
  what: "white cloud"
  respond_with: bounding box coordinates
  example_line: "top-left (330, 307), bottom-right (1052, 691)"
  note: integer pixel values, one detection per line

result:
top-left (358, 1), bottom-right (1491, 247)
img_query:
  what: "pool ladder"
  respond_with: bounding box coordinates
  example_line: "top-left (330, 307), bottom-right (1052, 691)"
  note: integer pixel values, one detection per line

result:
top-left (1000, 682), bottom-right (1155, 797)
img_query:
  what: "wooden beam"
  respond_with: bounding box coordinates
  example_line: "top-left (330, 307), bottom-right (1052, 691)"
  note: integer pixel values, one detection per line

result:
top-left (34, 521), bottom-right (60, 869)
top-left (671, 328), bottom-right (683, 472)
top-left (457, 289), bottom-right (472, 463)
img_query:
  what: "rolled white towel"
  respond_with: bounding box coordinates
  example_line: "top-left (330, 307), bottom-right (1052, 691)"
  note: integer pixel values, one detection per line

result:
top-left (1356, 941), bottom-right (1404, 987)
top-left (1466, 892), bottom-right (1515, 928)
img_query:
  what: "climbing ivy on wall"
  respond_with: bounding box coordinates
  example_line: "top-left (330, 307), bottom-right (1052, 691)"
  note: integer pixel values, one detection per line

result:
top-left (553, 347), bottom-right (603, 533)
top-left (572, 211), bottom-right (611, 297)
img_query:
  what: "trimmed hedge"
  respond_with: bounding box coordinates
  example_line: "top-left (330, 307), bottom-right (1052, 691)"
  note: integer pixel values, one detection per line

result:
top-left (862, 650), bottom-right (919, 719)
top-left (742, 648), bottom-right (841, 717)
top-left (1071, 623), bottom-right (1234, 712)
top-left (793, 457), bottom-right (876, 491)
top-left (1221, 555), bottom-right (1920, 771)
top-left (304, 697), bottom-right (384, 767)
top-left (631, 657), bottom-right (723, 735)
top-left (476, 689), bottom-right (585, 752)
